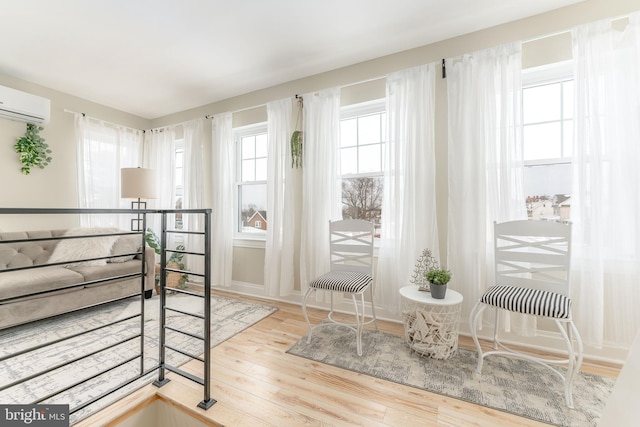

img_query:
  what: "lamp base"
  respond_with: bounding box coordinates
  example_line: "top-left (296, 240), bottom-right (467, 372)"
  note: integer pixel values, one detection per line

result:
top-left (131, 199), bottom-right (146, 232)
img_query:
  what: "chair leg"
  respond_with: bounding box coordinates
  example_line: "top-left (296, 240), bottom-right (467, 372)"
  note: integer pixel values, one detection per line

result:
top-left (302, 287), bottom-right (315, 343)
top-left (469, 302), bottom-right (488, 374)
top-left (556, 319), bottom-right (583, 409)
top-left (352, 293), bottom-right (363, 356)
top-left (492, 308), bottom-right (500, 350)
top-left (368, 286), bottom-right (378, 330)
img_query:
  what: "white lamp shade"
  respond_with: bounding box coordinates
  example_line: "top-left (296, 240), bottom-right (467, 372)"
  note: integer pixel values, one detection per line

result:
top-left (120, 168), bottom-right (157, 199)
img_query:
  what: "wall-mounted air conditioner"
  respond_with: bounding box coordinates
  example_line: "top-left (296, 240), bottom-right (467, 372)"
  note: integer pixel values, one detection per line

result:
top-left (0, 85), bottom-right (51, 125)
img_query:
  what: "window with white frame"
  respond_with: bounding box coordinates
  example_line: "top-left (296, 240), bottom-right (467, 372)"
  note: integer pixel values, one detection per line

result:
top-left (523, 62), bottom-right (573, 222)
top-left (235, 124), bottom-right (268, 238)
top-left (340, 100), bottom-right (385, 237)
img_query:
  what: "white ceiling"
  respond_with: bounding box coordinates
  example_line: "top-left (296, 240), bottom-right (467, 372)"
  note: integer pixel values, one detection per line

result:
top-left (0, 0), bottom-right (582, 119)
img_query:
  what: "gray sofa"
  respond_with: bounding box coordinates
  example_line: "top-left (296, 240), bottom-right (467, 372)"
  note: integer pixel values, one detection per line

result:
top-left (0, 228), bottom-right (155, 330)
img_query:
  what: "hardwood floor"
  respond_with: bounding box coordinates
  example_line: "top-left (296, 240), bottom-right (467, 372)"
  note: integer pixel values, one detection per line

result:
top-left (79, 290), bottom-right (620, 427)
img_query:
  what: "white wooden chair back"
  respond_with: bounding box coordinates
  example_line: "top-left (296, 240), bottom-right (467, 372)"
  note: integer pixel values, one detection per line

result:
top-left (329, 219), bottom-right (374, 276)
top-left (494, 220), bottom-right (572, 296)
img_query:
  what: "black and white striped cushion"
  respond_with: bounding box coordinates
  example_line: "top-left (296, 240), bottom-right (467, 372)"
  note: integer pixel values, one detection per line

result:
top-left (480, 285), bottom-right (572, 319)
top-left (309, 271), bottom-right (372, 293)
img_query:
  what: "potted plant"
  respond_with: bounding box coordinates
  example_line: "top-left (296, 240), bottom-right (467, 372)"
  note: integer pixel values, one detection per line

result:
top-left (14, 123), bottom-right (52, 175)
top-left (290, 96), bottom-right (303, 168)
top-left (145, 228), bottom-right (189, 292)
top-left (425, 268), bottom-right (452, 299)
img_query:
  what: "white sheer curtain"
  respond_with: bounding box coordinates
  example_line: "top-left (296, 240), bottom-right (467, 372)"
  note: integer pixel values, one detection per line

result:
top-left (210, 113), bottom-right (234, 287)
top-left (446, 43), bottom-right (526, 325)
top-left (299, 88), bottom-right (342, 293)
top-left (376, 64), bottom-right (439, 314)
top-left (182, 118), bottom-right (205, 277)
top-left (74, 113), bottom-right (143, 228)
top-left (143, 127), bottom-right (174, 262)
top-left (571, 14), bottom-right (640, 348)
top-left (264, 99), bottom-right (295, 296)
top-left (143, 127), bottom-right (176, 237)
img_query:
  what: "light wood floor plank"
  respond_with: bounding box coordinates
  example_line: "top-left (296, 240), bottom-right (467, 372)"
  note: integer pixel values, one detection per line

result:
top-left (78, 290), bottom-right (620, 426)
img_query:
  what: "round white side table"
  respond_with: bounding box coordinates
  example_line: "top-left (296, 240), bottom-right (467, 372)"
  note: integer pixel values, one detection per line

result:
top-left (399, 286), bottom-right (464, 359)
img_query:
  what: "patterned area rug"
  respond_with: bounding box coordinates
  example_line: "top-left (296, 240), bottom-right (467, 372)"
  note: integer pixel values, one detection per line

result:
top-left (287, 327), bottom-right (615, 427)
top-left (0, 294), bottom-right (277, 424)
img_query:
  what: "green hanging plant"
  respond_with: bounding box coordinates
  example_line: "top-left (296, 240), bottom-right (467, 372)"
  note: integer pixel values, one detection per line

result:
top-left (14, 123), bottom-right (52, 175)
top-left (290, 96), bottom-right (303, 168)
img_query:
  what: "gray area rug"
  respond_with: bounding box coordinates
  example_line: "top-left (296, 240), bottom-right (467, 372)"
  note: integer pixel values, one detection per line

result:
top-left (287, 327), bottom-right (615, 427)
top-left (0, 294), bottom-right (277, 424)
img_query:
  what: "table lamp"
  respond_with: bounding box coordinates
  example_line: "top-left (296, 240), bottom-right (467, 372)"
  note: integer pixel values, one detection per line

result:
top-left (121, 167), bottom-right (157, 231)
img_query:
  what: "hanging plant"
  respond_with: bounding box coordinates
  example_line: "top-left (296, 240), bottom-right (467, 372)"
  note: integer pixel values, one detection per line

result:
top-left (14, 123), bottom-right (52, 175)
top-left (290, 96), bottom-right (303, 168)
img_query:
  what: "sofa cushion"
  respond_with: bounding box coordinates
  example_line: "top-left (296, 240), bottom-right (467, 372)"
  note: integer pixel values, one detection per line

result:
top-left (48, 228), bottom-right (119, 267)
top-left (0, 267), bottom-right (85, 301)
top-left (69, 259), bottom-right (145, 285)
top-left (0, 230), bottom-right (66, 268)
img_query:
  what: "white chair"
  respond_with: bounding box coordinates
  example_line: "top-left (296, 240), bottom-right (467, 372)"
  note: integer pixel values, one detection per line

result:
top-left (302, 219), bottom-right (377, 356)
top-left (469, 220), bottom-right (583, 408)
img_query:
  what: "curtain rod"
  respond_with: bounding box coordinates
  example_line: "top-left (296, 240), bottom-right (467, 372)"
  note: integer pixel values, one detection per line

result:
top-left (63, 109), bottom-right (143, 133)
top-left (206, 75), bottom-right (387, 119)
top-left (146, 117), bottom-right (206, 133)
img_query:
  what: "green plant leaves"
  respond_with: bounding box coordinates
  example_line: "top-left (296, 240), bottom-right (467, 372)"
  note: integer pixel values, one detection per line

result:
top-left (290, 130), bottom-right (303, 168)
top-left (14, 123), bottom-right (52, 175)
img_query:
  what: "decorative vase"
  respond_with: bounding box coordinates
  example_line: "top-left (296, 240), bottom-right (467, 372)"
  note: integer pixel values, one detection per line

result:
top-left (430, 283), bottom-right (447, 299)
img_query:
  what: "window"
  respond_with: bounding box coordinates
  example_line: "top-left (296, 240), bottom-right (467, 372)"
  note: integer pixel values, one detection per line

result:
top-left (523, 63), bottom-right (573, 222)
top-left (235, 124), bottom-right (268, 237)
top-left (340, 100), bottom-right (385, 237)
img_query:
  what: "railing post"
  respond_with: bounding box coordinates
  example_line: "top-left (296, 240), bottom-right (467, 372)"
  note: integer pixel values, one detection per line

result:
top-left (198, 210), bottom-right (216, 409)
top-left (139, 213), bottom-right (147, 375)
top-left (153, 211), bottom-right (170, 388)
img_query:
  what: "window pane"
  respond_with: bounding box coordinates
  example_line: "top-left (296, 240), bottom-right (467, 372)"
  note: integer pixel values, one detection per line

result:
top-left (255, 133), bottom-right (268, 157)
top-left (341, 118), bottom-right (357, 147)
top-left (523, 84), bottom-right (561, 123)
top-left (242, 159), bottom-right (255, 181)
top-left (359, 144), bottom-right (382, 173)
top-left (524, 122), bottom-right (562, 160)
top-left (563, 81), bottom-right (574, 119)
top-left (358, 114), bottom-right (382, 145)
top-left (563, 120), bottom-right (573, 158)
top-left (242, 136), bottom-right (255, 159)
top-left (255, 158), bottom-right (267, 181)
top-left (341, 147), bottom-right (357, 175)
top-left (525, 163), bottom-right (571, 221)
top-left (342, 176), bottom-right (383, 236)
top-left (239, 184), bottom-right (267, 234)
top-left (175, 150), bottom-right (183, 168)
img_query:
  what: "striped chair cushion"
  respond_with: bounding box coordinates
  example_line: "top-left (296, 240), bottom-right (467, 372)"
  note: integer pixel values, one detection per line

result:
top-left (480, 285), bottom-right (572, 319)
top-left (309, 271), bottom-right (372, 293)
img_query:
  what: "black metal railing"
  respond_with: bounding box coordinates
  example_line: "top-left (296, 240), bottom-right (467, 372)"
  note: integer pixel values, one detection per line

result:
top-left (0, 207), bottom-right (213, 422)
top-left (152, 209), bottom-right (215, 409)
